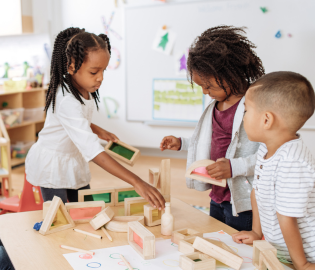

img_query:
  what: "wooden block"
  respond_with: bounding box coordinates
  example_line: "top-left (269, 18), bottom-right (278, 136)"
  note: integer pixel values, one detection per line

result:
top-left (39, 196), bottom-right (75, 236)
top-left (114, 186), bottom-right (140, 206)
top-left (105, 216), bottom-right (145, 232)
top-left (185, 159), bottom-right (226, 187)
top-left (192, 237), bottom-right (243, 270)
top-left (179, 252), bottom-right (215, 270)
top-left (78, 187), bottom-right (115, 207)
top-left (157, 159), bottom-right (171, 197)
top-left (178, 236), bottom-right (199, 254)
top-left (149, 168), bottom-right (159, 187)
top-left (104, 140), bottom-right (140, 166)
top-left (171, 228), bottom-right (203, 245)
top-left (89, 207), bottom-right (114, 230)
top-left (258, 249), bottom-right (284, 270)
top-left (143, 204), bottom-right (165, 227)
top-left (128, 221), bottom-right (155, 260)
top-left (164, 194), bottom-right (171, 203)
top-left (43, 201), bottom-right (105, 224)
top-left (253, 240), bottom-right (277, 268)
top-left (124, 197), bottom-right (147, 216)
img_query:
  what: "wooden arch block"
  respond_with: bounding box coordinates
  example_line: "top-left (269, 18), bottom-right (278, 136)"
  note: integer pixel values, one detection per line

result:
top-left (193, 237), bottom-right (243, 270)
top-left (185, 159), bottom-right (226, 187)
top-left (39, 196), bottom-right (75, 236)
top-left (105, 216), bottom-right (145, 232)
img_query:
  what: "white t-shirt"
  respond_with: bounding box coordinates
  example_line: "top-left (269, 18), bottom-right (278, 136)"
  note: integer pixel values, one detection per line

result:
top-left (253, 137), bottom-right (315, 263)
top-left (25, 87), bottom-right (104, 189)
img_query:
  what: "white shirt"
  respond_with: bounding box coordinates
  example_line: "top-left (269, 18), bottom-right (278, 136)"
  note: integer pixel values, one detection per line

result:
top-left (25, 87), bottom-right (104, 189)
top-left (253, 137), bottom-right (315, 263)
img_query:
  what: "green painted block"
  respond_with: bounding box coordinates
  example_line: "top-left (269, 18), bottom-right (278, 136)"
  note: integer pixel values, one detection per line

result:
top-left (193, 259), bottom-right (202, 262)
top-left (84, 193), bottom-right (111, 203)
top-left (118, 190), bottom-right (140, 202)
top-left (109, 143), bottom-right (135, 160)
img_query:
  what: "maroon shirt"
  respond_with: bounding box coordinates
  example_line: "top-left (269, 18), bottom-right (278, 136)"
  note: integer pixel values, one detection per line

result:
top-left (209, 100), bottom-right (240, 204)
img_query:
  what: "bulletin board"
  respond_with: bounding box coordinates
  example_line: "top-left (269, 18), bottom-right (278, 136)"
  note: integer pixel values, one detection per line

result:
top-left (124, 0), bottom-right (315, 126)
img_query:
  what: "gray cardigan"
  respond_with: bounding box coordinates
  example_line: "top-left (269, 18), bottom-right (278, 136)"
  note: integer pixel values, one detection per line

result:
top-left (181, 97), bottom-right (259, 216)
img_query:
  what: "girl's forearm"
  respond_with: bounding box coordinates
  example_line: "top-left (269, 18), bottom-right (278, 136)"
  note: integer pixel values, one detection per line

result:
top-left (91, 123), bottom-right (103, 136)
top-left (92, 151), bottom-right (140, 186)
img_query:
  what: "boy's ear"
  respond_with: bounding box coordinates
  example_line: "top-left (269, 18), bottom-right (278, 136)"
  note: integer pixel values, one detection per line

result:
top-left (67, 62), bottom-right (75, 75)
top-left (263, 111), bottom-right (274, 130)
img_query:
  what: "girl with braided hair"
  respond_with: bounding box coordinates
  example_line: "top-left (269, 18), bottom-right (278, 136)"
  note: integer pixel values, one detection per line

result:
top-left (25, 27), bottom-right (165, 209)
top-left (160, 26), bottom-right (265, 231)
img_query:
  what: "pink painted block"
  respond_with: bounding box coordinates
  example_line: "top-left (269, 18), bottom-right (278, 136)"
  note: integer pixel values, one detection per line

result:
top-left (192, 167), bottom-right (222, 183)
top-left (69, 207), bottom-right (102, 220)
top-left (133, 231), bottom-right (143, 249)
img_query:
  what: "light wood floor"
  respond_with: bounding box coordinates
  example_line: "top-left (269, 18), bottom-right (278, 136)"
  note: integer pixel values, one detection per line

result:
top-left (10, 155), bottom-right (211, 207)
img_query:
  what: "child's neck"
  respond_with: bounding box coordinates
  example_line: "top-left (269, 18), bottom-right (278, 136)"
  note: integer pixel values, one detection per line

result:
top-left (264, 131), bottom-right (298, 159)
top-left (71, 78), bottom-right (90, 100)
top-left (216, 94), bottom-right (243, 111)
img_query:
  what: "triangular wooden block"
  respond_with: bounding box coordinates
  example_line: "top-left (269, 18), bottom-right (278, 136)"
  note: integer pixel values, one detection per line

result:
top-left (185, 159), bottom-right (226, 187)
top-left (39, 196), bottom-right (75, 235)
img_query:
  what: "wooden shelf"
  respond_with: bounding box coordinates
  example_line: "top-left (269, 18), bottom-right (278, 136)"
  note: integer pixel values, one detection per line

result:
top-left (11, 157), bottom-right (26, 167)
top-left (6, 119), bottom-right (45, 130)
top-left (0, 87), bottom-right (47, 96)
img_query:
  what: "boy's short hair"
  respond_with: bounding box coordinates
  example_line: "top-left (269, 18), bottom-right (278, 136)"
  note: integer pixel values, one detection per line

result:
top-left (249, 71), bottom-right (315, 131)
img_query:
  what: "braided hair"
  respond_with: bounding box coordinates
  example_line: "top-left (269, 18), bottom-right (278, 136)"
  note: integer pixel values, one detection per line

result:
top-left (45, 27), bottom-right (111, 112)
top-left (187, 25), bottom-right (265, 98)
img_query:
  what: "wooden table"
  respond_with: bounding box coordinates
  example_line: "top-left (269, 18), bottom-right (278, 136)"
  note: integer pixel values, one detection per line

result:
top-left (0, 198), bottom-right (292, 270)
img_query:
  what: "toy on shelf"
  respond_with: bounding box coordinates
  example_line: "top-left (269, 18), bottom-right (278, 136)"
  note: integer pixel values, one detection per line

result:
top-left (0, 116), bottom-right (11, 197)
top-left (104, 140), bottom-right (140, 166)
top-left (185, 159), bottom-right (226, 187)
top-left (0, 108), bottom-right (24, 128)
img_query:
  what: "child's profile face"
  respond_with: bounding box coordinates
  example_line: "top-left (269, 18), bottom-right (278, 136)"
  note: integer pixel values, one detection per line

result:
top-left (192, 71), bottom-right (231, 102)
top-left (69, 49), bottom-right (110, 94)
top-left (243, 88), bottom-right (264, 142)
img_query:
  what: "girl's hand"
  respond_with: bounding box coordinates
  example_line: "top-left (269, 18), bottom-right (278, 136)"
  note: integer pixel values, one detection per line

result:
top-left (206, 158), bottom-right (231, 180)
top-left (100, 130), bottom-right (119, 142)
top-left (232, 230), bottom-right (261, 244)
top-left (160, 136), bottom-right (181, 151)
top-left (134, 180), bottom-right (165, 210)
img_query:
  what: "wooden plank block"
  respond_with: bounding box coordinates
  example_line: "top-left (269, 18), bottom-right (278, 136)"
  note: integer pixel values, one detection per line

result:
top-left (89, 207), bottom-right (114, 230)
top-left (259, 249), bottom-right (284, 270)
top-left (105, 216), bottom-right (145, 232)
top-left (114, 186), bottom-right (140, 206)
top-left (157, 159), bottom-right (171, 197)
top-left (185, 159), bottom-right (226, 187)
top-left (124, 197), bottom-right (148, 216)
top-left (78, 187), bottom-right (115, 207)
top-left (149, 168), bottom-right (159, 187)
top-left (253, 240), bottom-right (277, 268)
top-left (178, 236), bottom-right (199, 254)
top-left (171, 228), bottom-right (203, 245)
top-left (39, 196), bottom-right (75, 236)
top-left (128, 221), bottom-right (155, 260)
top-left (192, 237), bottom-right (243, 270)
top-left (143, 204), bottom-right (164, 227)
top-left (104, 140), bottom-right (140, 166)
top-left (179, 251), bottom-right (215, 270)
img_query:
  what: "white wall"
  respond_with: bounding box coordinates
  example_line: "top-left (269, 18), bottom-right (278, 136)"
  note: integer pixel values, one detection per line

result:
top-left (49, 0), bottom-right (315, 155)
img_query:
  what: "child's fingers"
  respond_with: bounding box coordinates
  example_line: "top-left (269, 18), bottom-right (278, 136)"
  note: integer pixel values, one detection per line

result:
top-left (111, 133), bottom-right (119, 142)
top-left (232, 233), bottom-right (246, 243)
top-left (206, 163), bottom-right (218, 171)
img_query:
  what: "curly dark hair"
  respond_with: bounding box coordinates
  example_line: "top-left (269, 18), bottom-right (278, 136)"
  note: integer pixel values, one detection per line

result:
top-left (187, 25), bottom-right (265, 98)
top-left (45, 27), bottom-right (111, 112)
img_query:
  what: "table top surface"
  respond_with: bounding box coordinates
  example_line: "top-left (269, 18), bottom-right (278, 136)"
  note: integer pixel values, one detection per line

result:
top-left (0, 198), bottom-right (292, 270)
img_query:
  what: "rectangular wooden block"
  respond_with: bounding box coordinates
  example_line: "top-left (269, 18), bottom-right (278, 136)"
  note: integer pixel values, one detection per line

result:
top-left (193, 237), bottom-right (243, 270)
top-left (180, 252), bottom-right (215, 270)
top-left (78, 187), bottom-right (115, 207)
top-left (128, 221), bottom-right (155, 260)
top-left (149, 168), bottom-right (159, 187)
top-left (115, 186), bottom-right (140, 206)
top-left (124, 197), bottom-right (147, 216)
top-left (253, 240), bottom-right (277, 268)
top-left (39, 196), bottom-right (75, 236)
top-left (89, 207), bottom-right (114, 230)
top-left (259, 249), bottom-right (284, 270)
top-left (143, 204), bottom-right (164, 227)
top-left (171, 228), bottom-right (203, 245)
top-left (157, 159), bottom-right (171, 197)
top-left (178, 236), bottom-right (199, 254)
top-left (104, 140), bottom-right (140, 166)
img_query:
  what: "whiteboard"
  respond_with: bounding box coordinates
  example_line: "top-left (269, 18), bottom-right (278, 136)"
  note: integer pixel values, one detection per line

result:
top-left (124, 0), bottom-right (315, 125)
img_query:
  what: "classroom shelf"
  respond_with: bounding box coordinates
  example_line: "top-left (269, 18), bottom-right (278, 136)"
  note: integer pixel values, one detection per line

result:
top-left (0, 86), bottom-right (47, 168)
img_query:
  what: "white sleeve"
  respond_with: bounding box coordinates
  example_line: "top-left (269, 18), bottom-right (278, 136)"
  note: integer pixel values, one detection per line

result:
top-left (230, 153), bottom-right (257, 177)
top-left (57, 96), bottom-right (104, 162)
top-left (275, 160), bottom-right (314, 218)
top-left (180, 137), bottom-right (191, 151)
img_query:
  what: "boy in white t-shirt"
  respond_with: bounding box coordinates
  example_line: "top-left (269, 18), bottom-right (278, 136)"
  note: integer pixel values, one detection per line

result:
top-left (232, 71), bottom-right (315, 269)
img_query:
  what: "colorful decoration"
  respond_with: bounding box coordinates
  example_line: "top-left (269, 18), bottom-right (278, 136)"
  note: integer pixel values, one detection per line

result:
top-left (179, 54), bottom-right (187, 71)
top-left (175, 49), bottom-right (189, 76)
top-left (260, 7), bottom-right (268, 13)
top-left (101, 11), bottom-right (122, 40)
top-left (107, 48), bottom-right (121, 70)
top-left (103, 97), bottom-right (119, 119)
top-left (275, 30), bottom-right (281, 38)
top-left (158, 33), bottom-right (169, 51)
top-left (2, 63), bottom-right (9, 78)
top-left (288, 33), bottom-right (292, 38)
